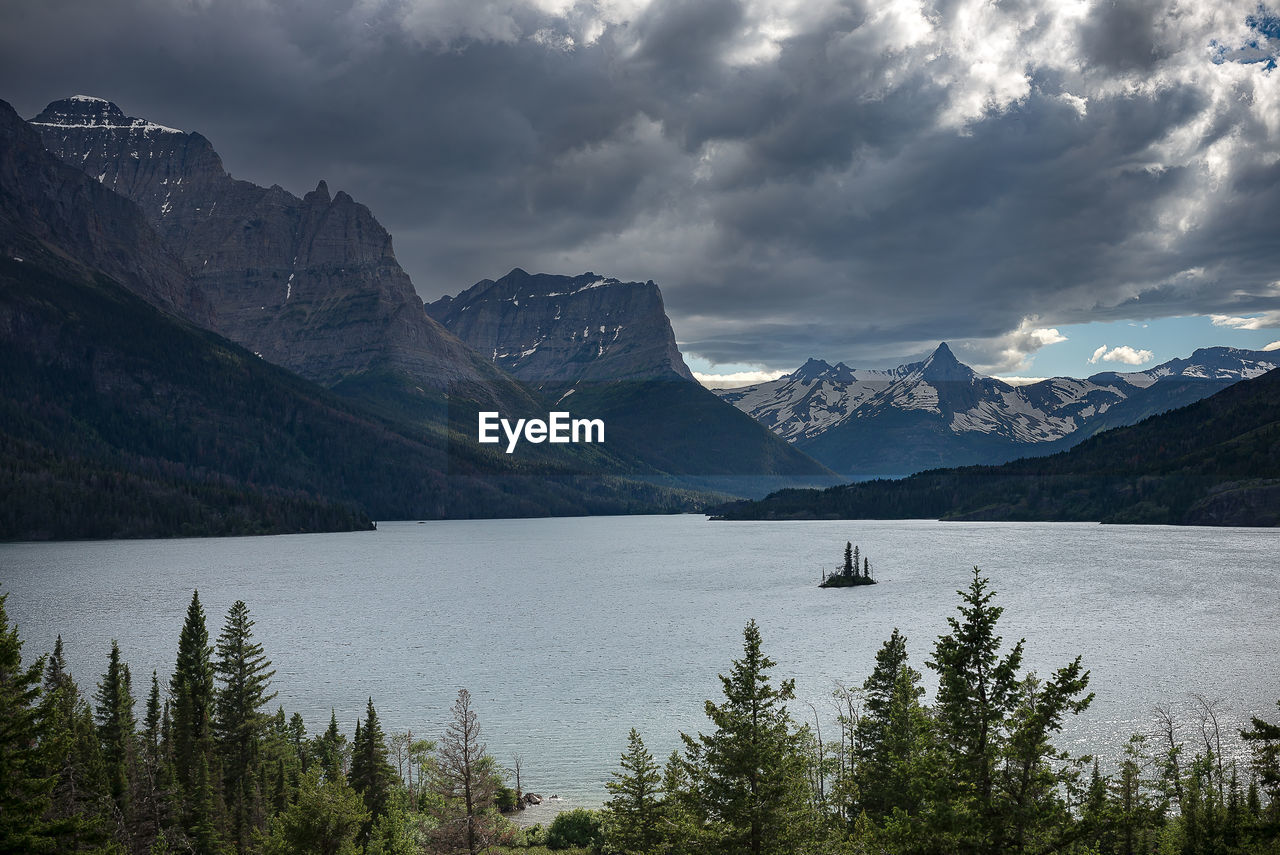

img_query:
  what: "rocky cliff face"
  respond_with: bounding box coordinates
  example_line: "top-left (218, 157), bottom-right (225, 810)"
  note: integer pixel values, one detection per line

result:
top-left (427, 269), bottom-right (696, 391)
top-left (29, 96), bottom-right (506, 398)
top-left (0, 98), bottom-right (206, 323)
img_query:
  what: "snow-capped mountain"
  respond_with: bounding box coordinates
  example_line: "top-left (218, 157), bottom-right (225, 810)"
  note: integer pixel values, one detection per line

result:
top-left (715, 343), bottom-right (1278, 475)
top-left (716, 358), bottom-right (910, 441)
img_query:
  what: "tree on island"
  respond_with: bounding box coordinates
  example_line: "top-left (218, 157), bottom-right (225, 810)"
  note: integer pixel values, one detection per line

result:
top-left (822, 544), bottom-right (876, 587)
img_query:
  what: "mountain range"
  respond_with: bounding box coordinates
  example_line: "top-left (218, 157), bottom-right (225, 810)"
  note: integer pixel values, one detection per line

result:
top-left (715, 342), bottom-right (1278, 476)
top-left (2, 95), bottom-right (837, 537)
top-left (5, 92), bottom-right (1277, 535)
top-left (712, 361), bottom-right (1280, 526)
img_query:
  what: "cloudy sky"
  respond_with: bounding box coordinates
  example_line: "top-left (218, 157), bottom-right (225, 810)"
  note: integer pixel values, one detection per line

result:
top-left (4, 0), bottom-right (1280, 382)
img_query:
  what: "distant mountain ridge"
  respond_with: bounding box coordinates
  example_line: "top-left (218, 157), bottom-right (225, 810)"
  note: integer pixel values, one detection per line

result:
top-left (29, 95), bottom-right (521, 404)
top-left (712, 365), bottom-right (1280, 526)
top-left (716, 342), bottom-right (1278, 475)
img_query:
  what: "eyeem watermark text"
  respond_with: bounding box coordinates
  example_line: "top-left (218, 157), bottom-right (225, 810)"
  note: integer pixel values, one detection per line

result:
top-left (478, 411), bottom-right (605, 453)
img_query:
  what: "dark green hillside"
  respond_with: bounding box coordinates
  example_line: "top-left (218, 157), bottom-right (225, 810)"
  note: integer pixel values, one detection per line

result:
top-left (0, 248), bottom-right (708, 540)
top-left (713, 366), bottom-right (1280, 525)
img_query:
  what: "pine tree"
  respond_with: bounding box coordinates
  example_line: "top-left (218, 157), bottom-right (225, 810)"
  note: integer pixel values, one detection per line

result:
top-left (928, 568), bottom-right (1091, 854)
top-left (171, 591), bottom-right (215, 789)
top-left (94, 639), bottom-right (136, 822)
top-left (853, 628), bottom-right (930, 820)
top-left (604, 729), bottom-right (664, 855)
top-left (1242, 699), bottom-right (1280, 811)
top-left (681, 620), bottom-right (813, 855)
top-left (0, 592), bottom-right (58, 853)
top-left (144, 672), bottom-right (163, 767)
top-left (843, 543), bottom-right (855, 578)
top-left (170, 590), bottom-right (220, 849)
top-left (38, 636), bottom-right (114, 852)
top-left (44, 635), bottom-right (68, 693)
top-left (213, 600), bottom-right (276, 853)
top-left (928, 569), bottom-right (1025, 852)
top-left (315, 710), bottom-right (347, 783)
top-left (348, 697), bottom-right (395, 825)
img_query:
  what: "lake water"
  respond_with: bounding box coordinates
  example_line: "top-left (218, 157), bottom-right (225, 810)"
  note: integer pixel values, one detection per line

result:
top-left (1, 516), bottom-right (1277, 814)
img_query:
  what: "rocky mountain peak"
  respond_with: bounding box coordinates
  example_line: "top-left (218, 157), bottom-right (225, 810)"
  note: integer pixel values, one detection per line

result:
top-left (32, 95), bottom-right (186, 135)
top-left (793, 358), bottom-right (833, 382)
top-left (28, 96), bottom-right (525, 400)
top-left (0, 98), bottom-right (209, 324)
top-left (918, 341), bottom-right (975, 384)
top-left (307, 180), bottom-right (331, 204)
top-left (428, 269), bottom-right (696, 389)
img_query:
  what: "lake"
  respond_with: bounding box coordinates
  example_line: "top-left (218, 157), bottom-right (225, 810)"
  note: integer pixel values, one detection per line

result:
top-left (1, 516), bottom-right (1277, 813)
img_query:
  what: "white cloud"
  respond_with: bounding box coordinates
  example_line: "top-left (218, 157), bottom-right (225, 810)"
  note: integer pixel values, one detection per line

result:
top-left (694, 369), bottom-right (790, 389)
top-left (1088, 344), bottom-right (1154, 366)
top-left (967, 317), bottom-right (1068, 374)
top-left (1210, 311), bottom-right (1280, 330)
top-left (1264, 341), bottom-right (1280, 352)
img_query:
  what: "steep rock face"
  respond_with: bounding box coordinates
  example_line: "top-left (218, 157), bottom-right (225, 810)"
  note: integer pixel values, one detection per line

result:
top-left (429, 268), bottom-right (833, 485)
top-left (717, 343), bottom-right (1278, 475)
top-left (29, 96), bottom-right (504, 397)
top-left (0, 99), bottom-right (206, 323)
top-left (428, 269), bottom-right (695, 390)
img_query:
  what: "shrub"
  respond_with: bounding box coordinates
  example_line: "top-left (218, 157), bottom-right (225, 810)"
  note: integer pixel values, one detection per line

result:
top-left (495, 785), bottom-right (519, 813)
top-left (545, 809), bottom-right (603, 850)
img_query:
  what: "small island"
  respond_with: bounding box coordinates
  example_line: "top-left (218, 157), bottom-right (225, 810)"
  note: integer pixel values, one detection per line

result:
top-left (820, 541), bottom-right (877, 587)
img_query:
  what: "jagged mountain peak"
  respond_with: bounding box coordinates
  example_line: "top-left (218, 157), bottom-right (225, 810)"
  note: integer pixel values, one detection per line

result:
top-left (308, 179), bottom-right (331, 203)
top-left (916, 341), bottom-right (977, 383)
top-left (793, 358), bottom-right (833, 382)
top-left (28, 96), bottom-right (526, 401)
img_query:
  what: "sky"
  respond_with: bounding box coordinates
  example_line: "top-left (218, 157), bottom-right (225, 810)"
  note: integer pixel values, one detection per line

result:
top-left (3, 0), bottom-right (1280, 384)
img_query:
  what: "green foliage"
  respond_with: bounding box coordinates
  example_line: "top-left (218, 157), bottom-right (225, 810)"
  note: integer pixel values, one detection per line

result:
top-left (0, 592), bottom-right (57, 853)
top-left (213, 599), bottom-right (277, 852)
top-left (680, 620), bottom-right (816, 855)
top-left (94, 640), bottom-right (136, 821)
top-left (851, 628), bottom-right (931, 822)
top-left (315, 710), bottom-right (348, 784)
top-left (546, 808), bottom-right (603, 850)
top-left (495, 785), bottom-right (518, 813)
top-left (349, 697), bottom-right (397, 825)
top-left (260, 770), bottom-right (367, 855)
top-left (603, 729), bottom-right (663, 854)
top-left (926, 569), bottom-right (1092, 854)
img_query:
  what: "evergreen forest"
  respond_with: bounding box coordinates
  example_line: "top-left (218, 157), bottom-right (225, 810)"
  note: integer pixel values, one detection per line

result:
top-left (2, 570), bottom-right (1277, 855)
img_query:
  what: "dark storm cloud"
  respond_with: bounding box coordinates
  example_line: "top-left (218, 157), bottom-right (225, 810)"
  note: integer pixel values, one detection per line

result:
top-left (1080, 0), bottom-right (1171, 72)
top-left (2, 0), bottom-right (1278, 372)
